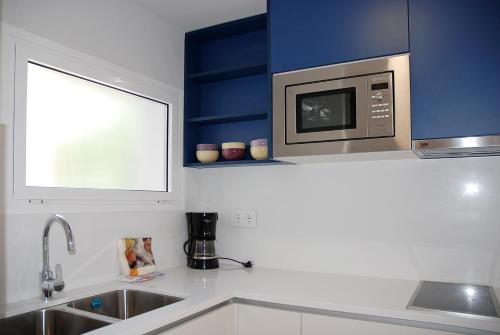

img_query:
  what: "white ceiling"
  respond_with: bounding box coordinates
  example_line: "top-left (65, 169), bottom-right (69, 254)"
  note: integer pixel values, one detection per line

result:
top-left (133, 0), bottom-right (267, 32)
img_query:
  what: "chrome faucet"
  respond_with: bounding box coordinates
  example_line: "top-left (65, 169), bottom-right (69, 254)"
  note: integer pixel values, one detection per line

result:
top-left (41, 214), bottom-right (76, 300)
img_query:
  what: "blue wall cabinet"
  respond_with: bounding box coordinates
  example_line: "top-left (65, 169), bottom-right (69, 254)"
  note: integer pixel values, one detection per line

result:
top-left (269, 0), bottom-right (409, 73)
top-left (410, 0), bottom-right (500, 139)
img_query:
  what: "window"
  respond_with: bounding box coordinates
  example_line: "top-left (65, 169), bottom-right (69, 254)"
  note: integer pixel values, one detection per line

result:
top-left (26, 63), bottom-right (168, 192)
top-left (13, 41), bottom-right (180, 201)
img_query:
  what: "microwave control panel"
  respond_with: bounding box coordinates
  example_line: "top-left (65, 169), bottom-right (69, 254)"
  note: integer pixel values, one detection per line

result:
top-left (367, 72), bottom-right (394, 138)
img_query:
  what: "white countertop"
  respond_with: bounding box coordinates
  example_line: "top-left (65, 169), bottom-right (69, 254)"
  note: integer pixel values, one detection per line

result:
top-left (2, 266), bottom-right (500, 334)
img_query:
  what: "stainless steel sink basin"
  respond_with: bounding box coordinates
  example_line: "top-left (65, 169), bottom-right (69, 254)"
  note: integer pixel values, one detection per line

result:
top-left (67, 289), bottom-right (184, 320)
top-left (0, 309), bottom-right (110, 335)
top-left (0, 289), bottom-right (182, 334)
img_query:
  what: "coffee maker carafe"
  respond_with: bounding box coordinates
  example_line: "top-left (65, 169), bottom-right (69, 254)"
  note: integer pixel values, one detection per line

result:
top-left (184, 212), bottom-right (219, 269)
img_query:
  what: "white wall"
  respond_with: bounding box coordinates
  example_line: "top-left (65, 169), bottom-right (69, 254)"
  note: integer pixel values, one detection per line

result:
top-left (0, 124), bottom-right (7, 303)
top-left (0, 0), bottom-right (184, 89)
top-left (196, 157), bottom-right (500, 286)
top-left (0, 0), bottom-right (189, 303)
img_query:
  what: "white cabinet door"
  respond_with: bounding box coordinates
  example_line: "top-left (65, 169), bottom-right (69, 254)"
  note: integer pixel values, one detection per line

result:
top-left (237, 304), bottom-right (301, 335)
top-left (302, 313), bottom-right (459, 335)
top-left (158, 304), bottom-right (236, 335)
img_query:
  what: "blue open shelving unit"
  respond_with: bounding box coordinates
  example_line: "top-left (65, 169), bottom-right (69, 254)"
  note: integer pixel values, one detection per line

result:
top-left (184, 14), bottom-right (278, 168)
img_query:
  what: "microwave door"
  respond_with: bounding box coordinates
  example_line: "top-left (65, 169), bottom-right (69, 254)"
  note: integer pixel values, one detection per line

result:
top-left (285, 76), bottom-right (368, 144)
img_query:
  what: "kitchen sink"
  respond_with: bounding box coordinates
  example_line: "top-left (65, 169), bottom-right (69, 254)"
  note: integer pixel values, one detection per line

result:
top-left (0, 289), bottom-right (183, 334)
top-left (67, 289), bottom-right (184, 320)
top-left (0, 309), bottom-right (110, 335)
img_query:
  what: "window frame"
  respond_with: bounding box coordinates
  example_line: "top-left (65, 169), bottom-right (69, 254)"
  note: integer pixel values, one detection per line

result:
top-left (13, 41), bottom-right (181, 201)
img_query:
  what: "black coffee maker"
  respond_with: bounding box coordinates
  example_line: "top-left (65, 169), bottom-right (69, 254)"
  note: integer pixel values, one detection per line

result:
top-left (184, 212), bottom-right (219, 269)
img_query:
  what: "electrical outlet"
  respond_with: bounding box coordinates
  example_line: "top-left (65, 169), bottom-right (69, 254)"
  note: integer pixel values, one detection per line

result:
top-left (231, 210), bottom-right (257, 228)
top-left (244, 210), bottom-right (256, 227)
top-left (231, 211), bottom-right (242, 226)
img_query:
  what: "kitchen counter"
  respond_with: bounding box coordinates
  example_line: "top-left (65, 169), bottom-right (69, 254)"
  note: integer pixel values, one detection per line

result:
top-left (1, 266), bottom-right (499, 334)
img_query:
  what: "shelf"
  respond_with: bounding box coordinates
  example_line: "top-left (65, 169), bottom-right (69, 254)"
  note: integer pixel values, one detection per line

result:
top-left (187, 111), bottom-right (267, 125)
top-left (187, 64), bottom-right (267, 83)
top-left (186, 14), bottom-right (267, 41)
top-left (185, 159), bottom-right (286, 169)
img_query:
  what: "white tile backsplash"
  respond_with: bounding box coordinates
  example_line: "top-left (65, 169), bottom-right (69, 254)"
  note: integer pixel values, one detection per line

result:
top-left (194, 156), bottom-right (500, 286)
top-left (1, 210), bottom-right (186, 303)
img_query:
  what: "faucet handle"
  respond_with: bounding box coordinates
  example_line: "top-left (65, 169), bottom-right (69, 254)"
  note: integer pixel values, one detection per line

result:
top-left (54, 264), bottom-right (65, 292)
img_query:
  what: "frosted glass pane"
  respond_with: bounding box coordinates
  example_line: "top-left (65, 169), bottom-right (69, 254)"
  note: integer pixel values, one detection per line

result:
top-left (26, 63), bottom-right (168, 191)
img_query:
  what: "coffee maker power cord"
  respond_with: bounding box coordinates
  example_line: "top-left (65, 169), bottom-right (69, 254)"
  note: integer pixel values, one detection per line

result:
top-left (217, 257), bottom-right (253, 268)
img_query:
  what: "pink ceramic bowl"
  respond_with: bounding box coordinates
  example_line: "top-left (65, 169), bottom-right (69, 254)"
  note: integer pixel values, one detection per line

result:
top-left (221, 142), bottom-right (245, 160)
top-left (222, 148), bottom-right (245, 160)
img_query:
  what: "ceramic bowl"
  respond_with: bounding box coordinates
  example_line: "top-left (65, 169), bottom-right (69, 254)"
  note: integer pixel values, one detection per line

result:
top-left (250, 146), bottom-right (268, 160)
top-left (221, 142), bottom-right (245, 149)
top-left (250, 138), bottom-right (268, 147)
top-left (196, 150), bottom-right (219, 163)
top-left (221, 142), bottom-right (245, 160)
top-left (196, 143), bottom-right (218, 151)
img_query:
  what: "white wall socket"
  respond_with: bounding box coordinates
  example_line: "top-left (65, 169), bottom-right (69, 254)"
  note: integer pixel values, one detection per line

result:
top-left (231, 210), bottom-right (257, 228)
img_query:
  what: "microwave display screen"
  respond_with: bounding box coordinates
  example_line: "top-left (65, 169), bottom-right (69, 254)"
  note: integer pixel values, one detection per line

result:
top-left (371, 82), bottom-right (388, 90)
top-left (296, 87), bottom-right (356, 133)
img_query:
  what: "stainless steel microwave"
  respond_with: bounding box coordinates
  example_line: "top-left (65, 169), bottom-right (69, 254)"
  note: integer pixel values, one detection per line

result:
top-left (272, 54), bottom-right (411, 159)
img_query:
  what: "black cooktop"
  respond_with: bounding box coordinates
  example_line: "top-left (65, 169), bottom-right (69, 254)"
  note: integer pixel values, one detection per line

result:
top-left (408, 281), bottom-right (500, 318)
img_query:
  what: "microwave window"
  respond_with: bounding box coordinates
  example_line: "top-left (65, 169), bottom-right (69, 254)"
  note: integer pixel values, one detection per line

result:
top-left (296, 87), bottom-right (356, 133)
